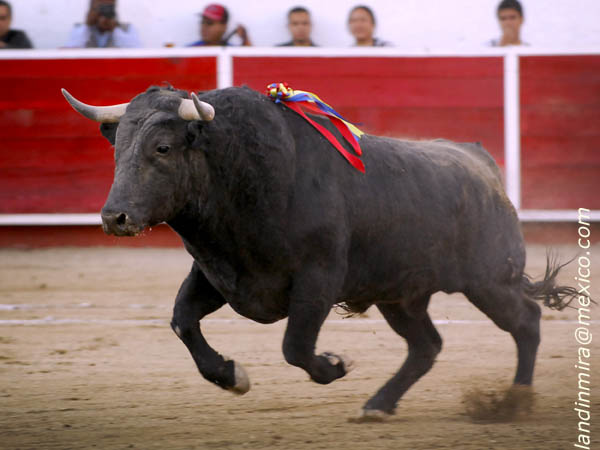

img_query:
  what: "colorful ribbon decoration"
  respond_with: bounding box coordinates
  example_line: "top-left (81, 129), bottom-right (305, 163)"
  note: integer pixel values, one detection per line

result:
top-left (266, 82), bottom-right (365, 173)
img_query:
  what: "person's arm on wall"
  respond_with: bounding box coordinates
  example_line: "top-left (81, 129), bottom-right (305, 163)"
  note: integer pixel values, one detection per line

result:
top-left (234, 24), bottom-right (251, 46)
top-left (63, 24), bottom-right (90, 48)
top-left (113, 23), bottom-right (142, 48)
top-left (63, 0), bottom-right (96, 48)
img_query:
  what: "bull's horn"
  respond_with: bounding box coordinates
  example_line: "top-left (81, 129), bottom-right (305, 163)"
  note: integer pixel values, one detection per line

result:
top-left (61, 88), bottom-right (128, 123)
top-left (177, 93), bottom-right (215, 121)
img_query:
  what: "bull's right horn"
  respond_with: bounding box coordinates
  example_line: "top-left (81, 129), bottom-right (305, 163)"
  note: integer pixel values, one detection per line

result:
top-left (177, 93), bottom-right (215, 122)
top-left (191, 92), bottom-right (215, 121)
top-left (61, 89), bottom-right (128, 123)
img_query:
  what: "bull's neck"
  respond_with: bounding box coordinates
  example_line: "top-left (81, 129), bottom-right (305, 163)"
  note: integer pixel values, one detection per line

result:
top-left (167, 189), bottom-right (241, 258)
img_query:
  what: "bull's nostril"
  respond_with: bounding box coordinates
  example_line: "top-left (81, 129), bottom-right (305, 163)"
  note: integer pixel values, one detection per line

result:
top-left (116, 213), bottom-right (127, 226)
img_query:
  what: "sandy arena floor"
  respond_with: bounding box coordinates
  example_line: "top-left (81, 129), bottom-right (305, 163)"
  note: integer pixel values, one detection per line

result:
top-left (0, 244), bottom-right (598, 450)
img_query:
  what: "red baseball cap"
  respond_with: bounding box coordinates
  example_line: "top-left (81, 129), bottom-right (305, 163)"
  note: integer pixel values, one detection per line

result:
top-left (201, 4), bottom-right (227, 22)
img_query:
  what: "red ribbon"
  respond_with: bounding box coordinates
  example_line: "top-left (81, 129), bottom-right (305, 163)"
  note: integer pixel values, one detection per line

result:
top-left (285, 102), bottom-right (365, 173)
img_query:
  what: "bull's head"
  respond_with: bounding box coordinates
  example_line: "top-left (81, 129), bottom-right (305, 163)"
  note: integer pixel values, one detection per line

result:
top-left (62, 87), bottom-right (215, 236)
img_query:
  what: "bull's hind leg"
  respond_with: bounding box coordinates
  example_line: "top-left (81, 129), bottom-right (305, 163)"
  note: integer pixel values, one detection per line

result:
top-left (465, 284), bottom-right (541, 385)
top-left (171, 262), bottom-right (250, 394)
top-left (363, 301), bottom-right (442, 416)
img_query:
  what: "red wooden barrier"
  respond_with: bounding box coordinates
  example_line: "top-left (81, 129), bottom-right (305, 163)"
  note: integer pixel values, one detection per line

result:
top-left (234, 56), bottom-right (505, 166)
top-left (0, 53), bottom-right (598, 247)
top-left (520, 55), bottom-right (600, 209)
top-left (0, 57), bottom-right (217, 213)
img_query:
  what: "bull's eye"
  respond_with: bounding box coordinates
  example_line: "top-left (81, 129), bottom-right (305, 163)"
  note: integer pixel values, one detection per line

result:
top-left (156, 145), bottom-right (170, 155)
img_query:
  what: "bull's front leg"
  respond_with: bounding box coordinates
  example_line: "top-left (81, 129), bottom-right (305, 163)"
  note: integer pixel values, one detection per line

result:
top-left (171, 262), bottom-right (250, 394)
top-left (282, 270), bottom-right (354, 384)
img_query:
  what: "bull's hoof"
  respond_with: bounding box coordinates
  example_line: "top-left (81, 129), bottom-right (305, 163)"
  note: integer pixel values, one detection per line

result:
top-left (321, 352), bottom-right (355, 374)
top-left (225, 361), bottom-right (250, 395)
top-left (353, 408), bottom-right (394, 423)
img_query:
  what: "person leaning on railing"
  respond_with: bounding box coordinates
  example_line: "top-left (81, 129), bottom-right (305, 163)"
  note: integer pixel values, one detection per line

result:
top-left (188, 3), bottom-right (251, 47)
top-left (0, 0), bottom-right (33, 49)
top-left (64, 0), bottom-right (142, 48)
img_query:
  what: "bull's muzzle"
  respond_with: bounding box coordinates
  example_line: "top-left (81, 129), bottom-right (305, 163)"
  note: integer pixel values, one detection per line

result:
top-left (101, 210), bottom-right (144, 237)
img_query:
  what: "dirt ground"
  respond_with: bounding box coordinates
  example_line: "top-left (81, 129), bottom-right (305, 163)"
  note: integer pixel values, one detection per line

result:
top-left (0, 244), bottom-right (598, 450)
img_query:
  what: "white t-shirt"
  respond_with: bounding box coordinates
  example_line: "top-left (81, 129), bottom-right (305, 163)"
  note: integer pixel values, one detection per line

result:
top-left (65, 23), bottom-right (142, 48)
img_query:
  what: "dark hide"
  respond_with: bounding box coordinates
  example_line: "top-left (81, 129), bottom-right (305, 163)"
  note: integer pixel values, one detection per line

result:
top-left (97, 85), bottom-right (576, 414)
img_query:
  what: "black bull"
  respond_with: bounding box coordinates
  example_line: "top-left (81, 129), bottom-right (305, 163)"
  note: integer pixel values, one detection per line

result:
top-left (62, 85), bottom-right (576, 418)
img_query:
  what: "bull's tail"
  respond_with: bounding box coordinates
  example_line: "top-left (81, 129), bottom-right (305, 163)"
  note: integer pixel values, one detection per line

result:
top-left (521, 253), bottom-right (579, 310)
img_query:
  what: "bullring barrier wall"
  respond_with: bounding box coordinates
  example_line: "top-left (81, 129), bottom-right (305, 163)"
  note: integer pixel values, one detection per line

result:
top-left (0, 47), bottom-right (598, 246)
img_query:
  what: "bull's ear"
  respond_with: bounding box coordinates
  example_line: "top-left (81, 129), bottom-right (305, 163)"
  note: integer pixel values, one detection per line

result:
top-left (100, 123), bottom-right (118, 145)
top-left (185, 121), bottom-right (207, 149)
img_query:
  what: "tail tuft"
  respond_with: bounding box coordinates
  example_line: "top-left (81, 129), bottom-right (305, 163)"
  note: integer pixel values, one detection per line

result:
top-left (522, 252), bottom-right (579, 311)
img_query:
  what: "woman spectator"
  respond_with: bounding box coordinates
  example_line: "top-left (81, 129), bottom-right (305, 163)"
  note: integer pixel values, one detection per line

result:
top-left (348, 5), bottom-right (391, 47)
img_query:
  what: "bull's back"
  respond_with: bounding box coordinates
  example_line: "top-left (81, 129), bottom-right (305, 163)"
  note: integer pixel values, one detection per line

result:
top-left (351, 136), bottom-right (508, 233)
top-left (339, 136), bottom-right (524, 300)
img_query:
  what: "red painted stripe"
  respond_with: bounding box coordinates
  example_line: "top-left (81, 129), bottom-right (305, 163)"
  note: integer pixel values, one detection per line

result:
top-left (0, 225), bottom-right (183, 248)
top-left (0, 223), bottom-right (595, 248)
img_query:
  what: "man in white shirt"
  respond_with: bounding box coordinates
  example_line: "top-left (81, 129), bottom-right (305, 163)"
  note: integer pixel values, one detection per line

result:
top-left (64, 0), bottom-right (141, 48)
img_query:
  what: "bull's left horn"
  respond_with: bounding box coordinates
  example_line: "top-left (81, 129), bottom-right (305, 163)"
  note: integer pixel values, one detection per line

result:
top-left (61, 89), bottom-right (128, 123)
top-left (177, 93), bottom-right (215, 121)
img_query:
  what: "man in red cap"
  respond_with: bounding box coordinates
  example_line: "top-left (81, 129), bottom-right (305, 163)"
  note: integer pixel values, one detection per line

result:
top-left (188, 3), bottom-right (250, 46)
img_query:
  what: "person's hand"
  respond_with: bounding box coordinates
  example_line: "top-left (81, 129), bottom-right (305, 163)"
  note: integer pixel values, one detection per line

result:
top-left (0, 41), bottom-right (6, 48)
top-left (235, 25), bottom-right (251, 46)
top-left (86, 0), bottom-right (101, 26)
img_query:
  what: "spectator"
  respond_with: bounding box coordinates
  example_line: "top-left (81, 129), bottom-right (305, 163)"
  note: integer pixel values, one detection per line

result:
top-left (0, 0), bottom-right (33, 49)
top-left (277, 6), bottom-right (317, 47)
top-left (188, 4), bottom-right (251, 46)
top-left (64, 0), bottom-right (142, 48)
top-left (348, 5), bottom-right (391, 47)
top-left (489, 0), bottom-right (527, 46)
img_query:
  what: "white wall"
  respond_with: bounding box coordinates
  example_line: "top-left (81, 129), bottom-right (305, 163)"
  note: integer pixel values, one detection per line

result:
top-left (10, 0), bottom-right (600, 49)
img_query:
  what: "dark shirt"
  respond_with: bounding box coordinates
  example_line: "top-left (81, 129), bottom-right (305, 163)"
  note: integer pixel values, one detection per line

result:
top-left (352, 38), bottom-right (392, 47)
top-left (187, 40), bottom-right (231, 47)
top-left (0, 29), bottom-right (33, 49)
top-left (372, 38), bottom-right (391, 47)
top-left (277, 40), bottom-right (317, 47)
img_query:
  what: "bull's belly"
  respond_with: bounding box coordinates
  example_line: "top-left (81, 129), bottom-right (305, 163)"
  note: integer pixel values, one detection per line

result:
top-left (218, 274), bottom-right (290, 324)
top-left (340, 260), bottom-right (463, 304)
top-left (226, 296), bottom-right (288, 324)
top-left (190, 249), bottom-right (290, 323)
